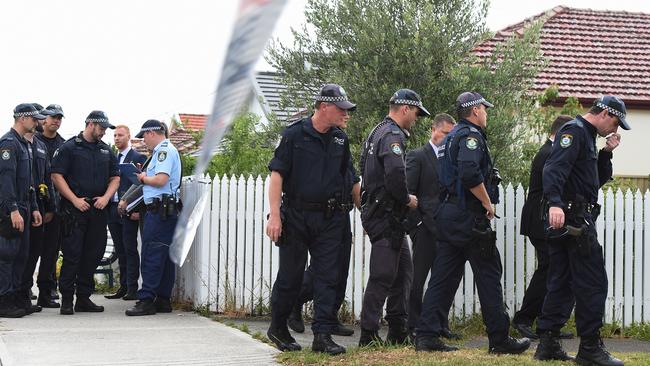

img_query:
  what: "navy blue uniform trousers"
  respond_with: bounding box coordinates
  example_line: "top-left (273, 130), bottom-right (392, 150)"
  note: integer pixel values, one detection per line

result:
top-left (0, 207), bottom-right (30, 296)
top-left (108, 202), bottom-right (140, 292)
top-left (417, 240), bottom-right (510, 344)
top-left (270, 208), bottom-right (344, 334)
top-left (295, 216), bottom-right (351, 313)
top-left (536, 223), bottom-right (606, 338)
top-left (138, 210), bottom-right (177, 301)
top-left (59, 207), bottom-right (107, 299)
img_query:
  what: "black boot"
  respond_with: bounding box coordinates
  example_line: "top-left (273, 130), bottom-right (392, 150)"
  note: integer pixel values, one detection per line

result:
top-left (575, 336), bottom-right (623, 366)
top-left (154, 297), bottom-right (173, 313)
top-left (332, 321), bottom-right (354, 336)
top-left (74, 297), bottom-right (104, 312)
top-left (267, 326), bottom-right (301, 351)
top-left (512, 322), bottom-right (538, 339)
top-left (122, 289), bottom-right (138, 301)
top-left (489, 336), bottom-right (531, 355)
top-left (0, 294), bottom-right (26, 318)
top-left (125, 299), bottom-right (156, 316)
top-left (534, 331), bottom-right (575, 361)
top-left (104, 287), bottom-right (127, 299)
top-left (415, 336), bottom-right (459, 352)
top-left (440, 328), bottom-right (462, 340)
top-left (287, 305), bottom-right (305, 333)
top-left (312, 333), bottom-right (345, 355)
top-left (37, 289), bottom-right (60, 308)
top-left (358, 328), bottom-right (383, 347)
top-left (386, 323), bottom-right (409, 345)
top-left (60, 297), bottom-right (74, 315)
top-left (14, 291), bottom-right (42, 315)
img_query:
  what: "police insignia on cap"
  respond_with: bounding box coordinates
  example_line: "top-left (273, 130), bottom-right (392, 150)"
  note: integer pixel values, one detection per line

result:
top-left (158, 151), bottom-right (167, 162)
top-left (466, 137), bottom-right (478, 150)
top-left (560, 134), bottom-right (573, 148)
top-left (390, 142), bottom-right (402, 155)
top-left (1, 150), bottom-right (10, 160)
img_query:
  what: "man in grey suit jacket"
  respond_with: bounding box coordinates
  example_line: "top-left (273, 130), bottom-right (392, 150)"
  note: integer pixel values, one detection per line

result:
top-left (405, 113), bottom-right (458, 339)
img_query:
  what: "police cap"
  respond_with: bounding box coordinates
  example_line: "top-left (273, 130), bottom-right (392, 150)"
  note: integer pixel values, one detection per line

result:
top-left (86, 110), bottom-right (115, 129)
top-left (135, 119), bottom-right (165, 138)
top-left (45, 104), bottom-right (65, 117)
top-left (314, 84), bottom-right (357, 111)
top-left (594, 96), bottom-right (630, 130)
top-left (456, 92), bottom-right (494, 110)
top-left (13, 103), bottom-right (46, 120)
top-left (390, 88), bottom-right (430, 116)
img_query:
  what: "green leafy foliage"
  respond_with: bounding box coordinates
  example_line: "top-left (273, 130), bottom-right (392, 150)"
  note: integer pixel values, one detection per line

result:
top-left (267, 0), bottom-right (547, 184)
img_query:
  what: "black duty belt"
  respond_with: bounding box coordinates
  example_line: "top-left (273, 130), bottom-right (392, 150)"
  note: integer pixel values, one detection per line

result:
top-left (283, 197), bottom-right (352, 212)
top-left (146, 201), bottom-right (161, 212)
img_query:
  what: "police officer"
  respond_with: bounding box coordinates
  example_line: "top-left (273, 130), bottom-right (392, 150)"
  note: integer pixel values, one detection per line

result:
top-left (51, 110), bottom-right (120, 315)
top-left (0, 104), bottom-right (44, 318)
top-left (415, 92), bottom-right (530, 354)
top-left (125, 119), bottom-right (181, 316)
top-left (35, 104), bottom-right (66, 307)
top-left (266, 84), bottom-right (356, 355)
top-left (358, 89), bottom-right (426, 346)
top-left (534, 97), bottom-right (628, 366)
top-left (18, 103), bottom-right (56, 315)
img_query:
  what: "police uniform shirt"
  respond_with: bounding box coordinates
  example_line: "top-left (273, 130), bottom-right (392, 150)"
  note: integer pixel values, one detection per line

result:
top-left (268, 117), bottom-right (353, 203)
top-left (35, 132), bottom-right (65, 161)
top-left (362, 117), bottom-right (409, 204)
top-left (142, 139), bottom-right (181, 204)
top-left (543, 115), bottom-right (613, 208)
top-left (438, 119), bottom-right (495, 205)
top-left (51, 133), bottom-right (119, 199)
top-left (0, 128), bottom-right (38, 214)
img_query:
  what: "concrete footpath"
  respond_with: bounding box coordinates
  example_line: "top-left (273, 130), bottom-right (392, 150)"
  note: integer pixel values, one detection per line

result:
top-left (0, 295), bottom-right (278, 366)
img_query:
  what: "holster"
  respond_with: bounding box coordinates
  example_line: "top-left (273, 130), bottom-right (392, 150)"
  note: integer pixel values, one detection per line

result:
top-left (472, 218), bottom-right (496, 259)
top-left (60, 206), bottom-right (75, 238)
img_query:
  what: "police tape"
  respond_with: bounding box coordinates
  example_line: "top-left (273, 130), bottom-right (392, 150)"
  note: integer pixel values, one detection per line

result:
top-left (170, 0), bottom-right (288, 266)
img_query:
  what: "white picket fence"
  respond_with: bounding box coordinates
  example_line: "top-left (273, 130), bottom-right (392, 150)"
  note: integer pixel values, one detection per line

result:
top-left (175, 174), bottom-right (650, 326)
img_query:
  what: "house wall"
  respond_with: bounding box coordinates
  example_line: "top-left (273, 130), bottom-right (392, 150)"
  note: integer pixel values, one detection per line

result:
top-left (611, 109), bottom-right (650, 178)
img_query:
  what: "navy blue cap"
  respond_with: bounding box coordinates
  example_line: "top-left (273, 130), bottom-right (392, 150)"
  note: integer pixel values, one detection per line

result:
top-left (44, 104), bottom-right (64, 117)
top-left (314, 84), bottom-right (356, 111)
top-left (594, 96), bottom-right (630, 130)
top-left (389, 89), bottom-right (430, 116)
top-left (85, 110), bottom-right (114, 129)
top-left (13, 103), bottom-right (46, 120)
top-left (135, 119), bottom-right (165, 138)
top-left (456, 92), bottom-right (494, 110)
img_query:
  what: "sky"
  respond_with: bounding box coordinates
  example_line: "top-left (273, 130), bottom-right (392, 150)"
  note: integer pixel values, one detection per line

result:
top-left (2, 0), bottom-right (650, 140)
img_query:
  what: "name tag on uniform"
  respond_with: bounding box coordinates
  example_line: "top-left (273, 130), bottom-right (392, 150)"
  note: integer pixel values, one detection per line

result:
top-left (333, 137), bottom-right (345, 145)
top-left (100, 149), bottom-right (110, 154)
top-left (37, 148), bottom-right (46, 155)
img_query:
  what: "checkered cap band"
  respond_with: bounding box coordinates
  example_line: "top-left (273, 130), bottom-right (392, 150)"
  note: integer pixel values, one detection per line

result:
top-left (140, 126), bottom-right (163, 132)
top-left (86, 118), bottom-right (109, 123)
top-left (314, 95), bottom-right (349, 102)
top-left (596, 102), bottom-right (625, 119)
top-left (460, 98), bottom-right (487, 108)
top-left (14, 111), bottom-right (40, 117)
top-left (392, 99), bottom-right (422, 107)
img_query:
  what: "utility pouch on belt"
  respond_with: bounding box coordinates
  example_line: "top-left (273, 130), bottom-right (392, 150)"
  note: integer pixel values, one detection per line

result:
top-left (0, 214), bottom-right (20, 239)
top-left (472, 219), bottom-right (496, 259)
top-left (568, 224), bottom-right (592, 257)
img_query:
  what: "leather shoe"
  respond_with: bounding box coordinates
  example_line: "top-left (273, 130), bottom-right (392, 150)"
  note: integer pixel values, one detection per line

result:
top-left (37, 294), bottom-right (60, 308)
top-left (126, 299), bottom-right (157, 316)
top-left (312, 333), bottom-right (345, 355)
top-left (154, 297), bottom-right (173, 313)
top-left (415, 336), bottom-right (459, 352)
top-left (287, 305), bottom-right (305, 333)
top-left (74, 297), bottom-right (104, 312)
top-left (267, 326), bottom-right (301, 351)
top-left (104, 287), bottom-right (127, 299)
top-left (332, 322), bottom-right (354, 336)
top-left (489, 336), bottom-right (531, 354)
top-left (512, 322), bottom-right (538, 339)
top-left (440, 328), bottom-right (462, 340)
top-left (122, 290), bottom-right (138, 301)
top-left (60, 298), bottom-right (74, 315)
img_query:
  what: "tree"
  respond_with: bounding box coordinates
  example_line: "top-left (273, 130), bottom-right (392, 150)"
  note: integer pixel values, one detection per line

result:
top-left (267, 0), bottom-right (546, 184)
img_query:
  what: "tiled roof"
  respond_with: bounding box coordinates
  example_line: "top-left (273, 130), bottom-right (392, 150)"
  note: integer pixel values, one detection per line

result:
top-left (177, 113), bottom-right (207, 130)
top-left (473, 6), bottom-right (650, 107)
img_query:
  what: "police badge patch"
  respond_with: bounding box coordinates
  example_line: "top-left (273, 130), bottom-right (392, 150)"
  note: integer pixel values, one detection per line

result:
top-left (560, 134), bottom-right (573, 148)
top-left (466, 137), bottom-right (478, 150)
top-left (158, 151), bottom-right (167, 162)
top-left (390, 142), bottom-right (402, 155)
top-left (1, 149), bottom-right (10, 160)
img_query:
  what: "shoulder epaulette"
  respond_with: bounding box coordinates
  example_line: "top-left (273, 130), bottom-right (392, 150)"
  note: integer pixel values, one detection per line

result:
top-left (389, 124), bottom-right (402, 135)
